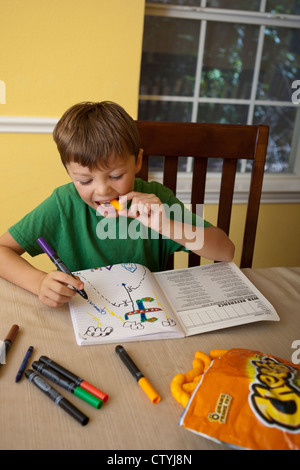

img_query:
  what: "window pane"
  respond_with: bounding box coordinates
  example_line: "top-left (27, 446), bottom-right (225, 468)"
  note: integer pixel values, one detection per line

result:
top-left (200, 22), bottom-right (259, 99)
top-left (253, 105), bottom-right (297, 172)
top-left (206, 0), bottom-right (261, 10)
top-left (266, 0), bottom-right (300, 14)
top-left (197, 103), bottom-right (249, 124)
top-left (139, 16), bottom-right (200, 97)
top-left (257, 27), bottom-right (300, 101)
top-left (138, 100), bottom-right (193, 121)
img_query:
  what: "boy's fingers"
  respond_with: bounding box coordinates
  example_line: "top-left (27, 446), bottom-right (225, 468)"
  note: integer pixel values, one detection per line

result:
top-left (50, 271), bottom-right (84, 290)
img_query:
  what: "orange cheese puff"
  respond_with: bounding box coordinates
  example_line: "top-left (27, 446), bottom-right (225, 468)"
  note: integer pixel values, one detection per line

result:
top-left (184, 368), bottom-right (202, 383)
top-left (170, 374), bottom-right (190, 407)
top-left (182, 382), bottom-right (198, 393)
top-left (193, 375), bottom-right (202, 384)
top-left (194, 351), bottom-right (211, 372)
top-left (192, 358), bottom-right (204, 372)
top-left (110, 199), bottom-right (124, 211)
top-left (209, 349), bottom-right (228, 359)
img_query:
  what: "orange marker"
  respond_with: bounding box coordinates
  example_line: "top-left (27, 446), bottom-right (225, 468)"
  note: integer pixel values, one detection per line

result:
top-left (115, 345), bottom-right (161, 404)
top-left (110, 199), bottom-right (124, 211)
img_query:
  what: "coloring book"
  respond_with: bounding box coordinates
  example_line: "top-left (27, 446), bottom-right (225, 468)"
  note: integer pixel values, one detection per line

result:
top-left (68, 262), bottom-right (279, 346)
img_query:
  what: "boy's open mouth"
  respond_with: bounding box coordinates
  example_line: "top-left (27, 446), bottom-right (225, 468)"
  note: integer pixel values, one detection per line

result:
top-left (95, 198), bottom-right (124, 212)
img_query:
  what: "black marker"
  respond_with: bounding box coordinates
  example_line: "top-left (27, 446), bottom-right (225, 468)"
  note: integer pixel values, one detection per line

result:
top-left (115, 345), bottom-right (161, 404)
top-left (32, 361), bottom-right (103, 409)
top-left (25, 369), bottom-right (89, 426)
top-left (37, 237), bottom-right (88, 300)
top-left (39, 355), bottom-right (108, 403)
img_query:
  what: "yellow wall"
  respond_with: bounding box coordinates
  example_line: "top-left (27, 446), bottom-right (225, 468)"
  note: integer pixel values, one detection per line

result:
top-left (0, 0), bottom-right (145, 271)
top-left (0, 0), bottom-right (145, 117)
top-left (1, 0), bottom-right (299, 272)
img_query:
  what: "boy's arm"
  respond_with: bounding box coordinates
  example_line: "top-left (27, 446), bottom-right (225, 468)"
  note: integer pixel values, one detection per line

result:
top-left (121, 192), bottom-right (235, 263)
top-left (0, 232), bottom-right (85, 307)
top-left (168, 220), bottom-right (235, 262)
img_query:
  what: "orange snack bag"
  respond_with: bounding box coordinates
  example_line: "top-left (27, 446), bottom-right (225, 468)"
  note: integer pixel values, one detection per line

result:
top-left (176, 348), bottom-right (300, 450)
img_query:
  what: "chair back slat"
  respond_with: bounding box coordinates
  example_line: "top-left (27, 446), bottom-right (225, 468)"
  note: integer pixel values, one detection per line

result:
top-left (163, 156), bottom-right (178, 195)
top-left (217, 158), bottom-right (238, 235)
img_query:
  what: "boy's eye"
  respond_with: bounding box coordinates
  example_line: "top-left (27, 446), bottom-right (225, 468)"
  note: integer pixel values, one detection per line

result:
top-left (110, 174), bottom-right (123, 180)
top-left (80, 180), bottom-right (92, 185)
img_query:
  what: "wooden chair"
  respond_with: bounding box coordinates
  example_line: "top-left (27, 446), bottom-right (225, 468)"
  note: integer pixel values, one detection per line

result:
top-left (136, 121), bottom-right (269, 269)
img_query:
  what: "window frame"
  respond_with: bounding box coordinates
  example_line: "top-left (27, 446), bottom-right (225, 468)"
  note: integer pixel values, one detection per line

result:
top-left (139, 1), bottom-right (300, 203)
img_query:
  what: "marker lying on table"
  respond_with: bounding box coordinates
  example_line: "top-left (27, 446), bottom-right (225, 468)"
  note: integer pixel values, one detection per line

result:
top-left (39, 355), bottom-right (109, 403)
top-left (25, 369), bottom-right (89, 426)
top-left (16, 346), bottom-right (34, 382)
top-left (32, 361), bottom-right (103, 409)
top-left (0, 324), bottom-right (19, 369)
top-left (115, 345), bottom-right (161, 404)
top-left (37, 237), bottom-right (88, 300)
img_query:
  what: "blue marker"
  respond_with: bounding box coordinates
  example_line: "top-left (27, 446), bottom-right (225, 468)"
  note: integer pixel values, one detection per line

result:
top-left (16, 346), bottom-right (34, 382)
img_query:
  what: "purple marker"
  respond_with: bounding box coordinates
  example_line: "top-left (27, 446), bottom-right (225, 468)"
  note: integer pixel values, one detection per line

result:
top-left (37, 237), bottom-right (88, 300)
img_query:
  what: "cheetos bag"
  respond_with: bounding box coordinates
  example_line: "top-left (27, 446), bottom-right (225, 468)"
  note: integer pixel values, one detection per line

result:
top-left (179, 349), bottom-right (300, 450)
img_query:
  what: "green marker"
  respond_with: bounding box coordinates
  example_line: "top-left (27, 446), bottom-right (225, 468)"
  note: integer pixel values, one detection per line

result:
top-left (32, 361), bottom-right (103, 409)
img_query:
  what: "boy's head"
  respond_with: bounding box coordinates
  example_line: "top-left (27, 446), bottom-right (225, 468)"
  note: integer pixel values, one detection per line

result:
top-left (53, 101), bottom-right (141, 169)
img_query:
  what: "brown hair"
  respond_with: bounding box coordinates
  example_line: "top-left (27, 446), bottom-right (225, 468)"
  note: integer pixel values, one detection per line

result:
top-left (53, 101), bottom-right (141, 169)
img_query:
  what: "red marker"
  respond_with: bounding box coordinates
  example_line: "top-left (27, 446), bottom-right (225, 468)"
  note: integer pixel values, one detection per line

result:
top-left (39, 355), bottom-right (108, 403)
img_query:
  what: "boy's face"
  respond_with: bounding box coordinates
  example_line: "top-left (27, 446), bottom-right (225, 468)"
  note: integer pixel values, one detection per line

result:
top-left (66, 150), bottom-right (143, 214)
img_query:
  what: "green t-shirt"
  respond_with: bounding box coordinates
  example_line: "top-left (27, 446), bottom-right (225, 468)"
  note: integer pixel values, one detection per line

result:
top-left (8, 178), bottom-right (211, 272)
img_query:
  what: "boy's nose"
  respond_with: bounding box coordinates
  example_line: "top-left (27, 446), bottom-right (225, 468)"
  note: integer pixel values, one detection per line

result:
top-left (94, 181), bottom-right (112, 198)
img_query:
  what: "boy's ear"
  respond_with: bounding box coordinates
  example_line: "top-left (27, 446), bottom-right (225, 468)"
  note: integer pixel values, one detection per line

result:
top-left (135, 148), bottom-right (143, 174)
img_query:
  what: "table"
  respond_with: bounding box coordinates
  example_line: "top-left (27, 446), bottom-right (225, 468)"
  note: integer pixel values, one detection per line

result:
top-left (0, 267), bottom-right (299, 451)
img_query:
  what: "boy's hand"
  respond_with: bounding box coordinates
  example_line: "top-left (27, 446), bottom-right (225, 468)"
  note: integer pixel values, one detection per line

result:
top-left (38, 271), bottom-right (85, 308)
top-left (119, 192), bottom-right (168, 234)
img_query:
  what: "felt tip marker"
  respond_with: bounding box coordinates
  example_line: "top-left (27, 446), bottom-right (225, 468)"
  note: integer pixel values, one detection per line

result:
top-left (37, 237), bottom-right (88, 300)
top-left (25, 369), bottom-right (89, 426)
top-left (39, 355), bottom-right (109, 403)
top-left (32, 361), bottom-right (103, 409)
top-left (16, 346), bottom-right (34, 382)
top-left (0, 324), bottom-right (19, 368)
top-left (115, 345), bottom-right (161, 404)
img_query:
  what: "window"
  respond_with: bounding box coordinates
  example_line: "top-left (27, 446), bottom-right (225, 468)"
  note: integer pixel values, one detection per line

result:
top-left (138, 0), bottom-right (300, 202)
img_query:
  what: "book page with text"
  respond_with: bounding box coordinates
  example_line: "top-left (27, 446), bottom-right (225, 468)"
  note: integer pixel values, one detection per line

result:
top-left (154, 262), bottom-right (279, 335)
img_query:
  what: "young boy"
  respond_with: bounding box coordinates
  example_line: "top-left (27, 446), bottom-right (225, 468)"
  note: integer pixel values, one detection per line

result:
top-left (0, 101), bottom-right (234, 308)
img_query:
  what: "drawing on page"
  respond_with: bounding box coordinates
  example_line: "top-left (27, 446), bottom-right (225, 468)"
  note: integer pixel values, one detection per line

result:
top-left (74, 263), bottom-right (177, 339)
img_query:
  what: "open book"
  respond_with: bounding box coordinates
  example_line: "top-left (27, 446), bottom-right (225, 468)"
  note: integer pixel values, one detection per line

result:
top-left (69, 262), bottom-right (279, 346)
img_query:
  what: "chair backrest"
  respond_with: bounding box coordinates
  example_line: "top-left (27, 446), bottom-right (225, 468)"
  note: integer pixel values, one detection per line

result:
top-left (136, 121), bottom-right (269, 269)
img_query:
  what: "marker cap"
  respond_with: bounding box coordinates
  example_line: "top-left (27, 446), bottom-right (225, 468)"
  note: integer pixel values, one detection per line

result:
top-left (80, 380), bottom-right (109, 403)
top-left (138, 377), bottom-right (161, 404)
top-left (74, 386), bottom-right (103, 409)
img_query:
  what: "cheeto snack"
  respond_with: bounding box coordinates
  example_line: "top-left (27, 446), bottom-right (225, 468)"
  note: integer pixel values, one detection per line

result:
top-left (110, 199), bottom-right (124, 211)
top-left (173, 348), bottom-right (300, 450)
top-left (171, 350), bottom-right (211, 407)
